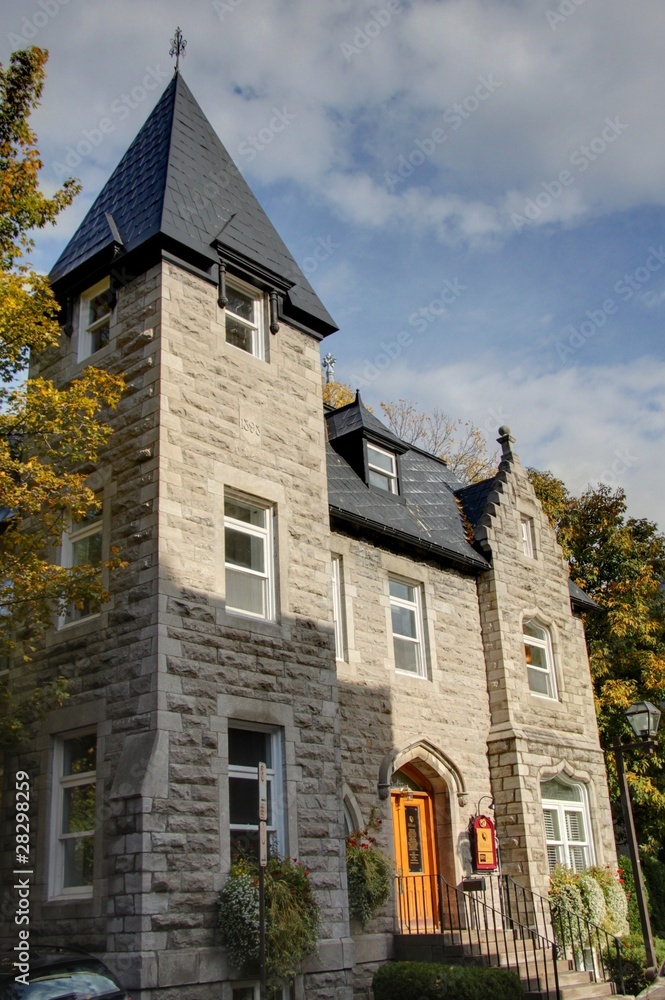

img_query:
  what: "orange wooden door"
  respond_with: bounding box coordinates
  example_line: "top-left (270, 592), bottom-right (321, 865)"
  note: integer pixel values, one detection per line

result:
top-left (391, 790), bottom-right (440, 932)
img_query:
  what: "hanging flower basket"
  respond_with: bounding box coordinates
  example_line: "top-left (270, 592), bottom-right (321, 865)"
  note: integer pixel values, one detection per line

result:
top-left (218, 855), bottom-right (320, 987)
top-left (346, 811), bottom-right (393, 928)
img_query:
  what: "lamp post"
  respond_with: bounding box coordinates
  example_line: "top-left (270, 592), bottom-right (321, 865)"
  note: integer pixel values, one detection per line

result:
top-left (612, 701), bottom-right (661, 977)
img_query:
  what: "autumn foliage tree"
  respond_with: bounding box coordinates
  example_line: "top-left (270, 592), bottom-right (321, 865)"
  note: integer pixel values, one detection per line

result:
top-left (529, 470), bottom-right (665, 849)
top-left (0, 48), bottom-right (124, 746)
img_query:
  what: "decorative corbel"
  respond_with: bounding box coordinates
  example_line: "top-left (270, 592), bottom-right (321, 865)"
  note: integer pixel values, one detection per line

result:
top-left (269, 290), bottom-right (280, 334)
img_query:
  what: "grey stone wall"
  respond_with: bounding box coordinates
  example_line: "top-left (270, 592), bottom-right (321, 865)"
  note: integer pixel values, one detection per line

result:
top-left (1, 260), bottom-right (353, 1000)
top-left (475, 431), bottom-right (616, 901)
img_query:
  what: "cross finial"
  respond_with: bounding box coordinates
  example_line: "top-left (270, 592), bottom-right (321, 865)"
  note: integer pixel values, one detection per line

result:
top-left (322, 353), bottom-right (336, 384)
top-left (170, 27), bottom-right (187, 73)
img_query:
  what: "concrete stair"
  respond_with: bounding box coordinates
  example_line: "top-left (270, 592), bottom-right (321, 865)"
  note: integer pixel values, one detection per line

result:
top-left (393, 931), bottom-right (631, 1000)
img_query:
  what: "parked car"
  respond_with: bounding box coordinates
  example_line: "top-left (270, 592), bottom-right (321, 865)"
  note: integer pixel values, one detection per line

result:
top-left (0, 947), bottom-right (131, 999)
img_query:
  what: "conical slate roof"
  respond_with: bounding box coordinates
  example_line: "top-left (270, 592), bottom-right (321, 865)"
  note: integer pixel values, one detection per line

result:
top-left (50, 73), bottom-right (337, 337)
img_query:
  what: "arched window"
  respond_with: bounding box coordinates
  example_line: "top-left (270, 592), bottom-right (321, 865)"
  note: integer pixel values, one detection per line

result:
top-left (523, 619), bottom-right (557, 699)
top-left (541, 776), bottom-right (593, 872)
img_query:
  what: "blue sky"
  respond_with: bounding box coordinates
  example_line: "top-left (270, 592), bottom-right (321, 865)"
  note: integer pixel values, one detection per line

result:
top-left (3, 0), bottom-right (664, 525)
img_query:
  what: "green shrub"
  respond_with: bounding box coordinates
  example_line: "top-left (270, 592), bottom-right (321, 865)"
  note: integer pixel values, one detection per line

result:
top-left (618, 854), bottom-right (650, 935)
top-left (549, 864), bottom-right (629, 947)
top-left (642, 855), bottom-right (665, 937)
top-left (604, 934), bottom-right (665, 996)
top-left (372, 962), bottom-right (523, 1000)
top-left (587, 865), bottom-right (629, 936)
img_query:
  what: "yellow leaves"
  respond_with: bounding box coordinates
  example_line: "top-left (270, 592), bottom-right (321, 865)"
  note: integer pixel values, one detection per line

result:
top-left (322, 379), bottom-right (355, 409)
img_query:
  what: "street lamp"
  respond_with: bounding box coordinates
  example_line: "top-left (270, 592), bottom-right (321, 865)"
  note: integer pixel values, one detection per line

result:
top-left (612, 701), bottom-right (662, 978)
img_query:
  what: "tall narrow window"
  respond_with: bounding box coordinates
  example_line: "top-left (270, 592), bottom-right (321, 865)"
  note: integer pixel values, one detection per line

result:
top-left (224, 495), bottom-right (274, 619)
top-left (367, 443), bottom-right (398, 493)
top-left (541, 777), bottom-right (593, 872)
top-left (78, 279), bottom-right (112, 360)
top-left (228, 726), bottom-right (283, 860)
top-left (60, 505), bottom-right (103, 625)
top-left (225, 280), bottom-right (265, 359)
top-left (521, 516), bottom-right (536, 558)
top-left (51, 732), bottom-right (97, 896)
top-left (523, 619), bottom-right (557, 699)
top-left (331, 555), bottom-right (347, 661)
top-left (390, 578), bottom-right (426, 677)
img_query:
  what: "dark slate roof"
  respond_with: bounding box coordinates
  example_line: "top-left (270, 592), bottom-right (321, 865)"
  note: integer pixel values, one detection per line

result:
top-left (49, 73), bottom-right (336, 337)
top-left (327, 451), bottom-right (487, 573)
top-left (455, 477), bottom-right (497, 527)
top-left (568, 579), bottom-right (600, 611)
top-left (326, 392), bottom-right (406, 450)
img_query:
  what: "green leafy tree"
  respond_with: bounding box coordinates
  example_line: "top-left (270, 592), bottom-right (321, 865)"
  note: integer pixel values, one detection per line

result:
top-left (529, 471), bottom-right (665, 848)
top-left (0, 47), bottom-right (124, 748)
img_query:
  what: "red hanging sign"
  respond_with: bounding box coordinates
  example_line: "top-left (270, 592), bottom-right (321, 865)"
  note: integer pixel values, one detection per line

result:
top-left (472, 815), bottom-right (498, 871)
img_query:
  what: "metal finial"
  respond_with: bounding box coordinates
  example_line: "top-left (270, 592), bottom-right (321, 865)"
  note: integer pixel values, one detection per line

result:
top-left (322, 353), bottom-right (336, 384)
top-left (170, 27), bottom-right (187, 72)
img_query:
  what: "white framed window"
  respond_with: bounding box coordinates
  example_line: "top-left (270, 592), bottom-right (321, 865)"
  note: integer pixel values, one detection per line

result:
top-left (228, 725), bottom-right (284, 861)
top-left (50, 731), bottom-right (97, 897)
top-left (524, 619), bottom-right (557, 699)
top-left (60, 505), bottom-right (103, 626)
top-left (331, 555), bottom-right (347, 661)
top-left (224, 278), bottom-right (265, 359)
top-left (232, 985), bottom-right (293, 1000)
top-left (224, 494), bottom-right (274, 620)
top-left (521, 516), bottom-right (536, 558)
top-left (78, 278), bottom-right (112, 360)
top-left (367, 443), bottom-right (398, 493)
top-left (541, 776), bottom-right (593, 872)
top-left (390, 578), bottom-right (426, 677)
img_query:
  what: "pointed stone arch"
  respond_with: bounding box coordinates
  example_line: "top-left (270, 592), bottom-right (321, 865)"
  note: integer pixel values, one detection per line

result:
top-left (378, 739), bottom-right (468, 807)
top-left (378, 738), bottom-right (469, 886)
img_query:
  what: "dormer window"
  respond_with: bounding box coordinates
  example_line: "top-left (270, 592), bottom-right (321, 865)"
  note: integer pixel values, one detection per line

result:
top-left (224, 278), bottom-right (265, 360)
top-left (78, 278), bottom-right (112, 360)
top-left (367, 443), bottom-right (398, 493)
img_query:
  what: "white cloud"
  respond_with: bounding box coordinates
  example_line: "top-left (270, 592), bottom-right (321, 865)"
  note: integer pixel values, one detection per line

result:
top-left (367, 355), bottom-right (665, 525)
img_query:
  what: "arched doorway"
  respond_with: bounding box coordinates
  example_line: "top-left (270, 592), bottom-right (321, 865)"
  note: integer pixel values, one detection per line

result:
top-left (391, 765), bottom-right (441, 932)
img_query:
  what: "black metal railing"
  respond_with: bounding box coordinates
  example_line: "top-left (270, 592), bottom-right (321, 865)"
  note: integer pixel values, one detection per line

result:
top-left (484, 874), bottom-right (624, 996)
top-left (395, 873), bottom-right (561, 1000)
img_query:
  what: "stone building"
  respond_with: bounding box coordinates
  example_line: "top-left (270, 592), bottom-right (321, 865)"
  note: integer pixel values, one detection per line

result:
top-left (1, 71), bottom-right (617, 999)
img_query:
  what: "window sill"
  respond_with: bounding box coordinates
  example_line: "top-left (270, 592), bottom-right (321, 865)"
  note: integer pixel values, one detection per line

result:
top-left (394, 668), bottom-right (429, 681)
top-left (46, 888), bottom-right (93, 904)
top-left (57, 612), bottom-right (101, 632)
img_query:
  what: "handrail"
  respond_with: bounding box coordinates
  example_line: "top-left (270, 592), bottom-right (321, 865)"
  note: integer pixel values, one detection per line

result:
top-left (395, 873), bottom-right (560, 1000)
top-left (499, 875), bottom-right (625, 996)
